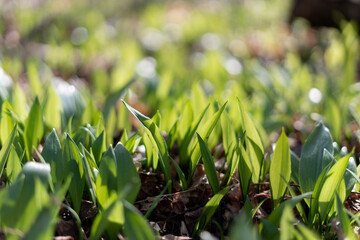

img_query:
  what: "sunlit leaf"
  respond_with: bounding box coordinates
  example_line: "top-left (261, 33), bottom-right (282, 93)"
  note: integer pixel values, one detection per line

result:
top-left (123, 200), bottom-right (155, 240)
top-left (24, 97), bottom-right (44, 161)
top-left (317, 154), bottom-right (350, 220)
top-left (122, 100), bottom-right (171, 192)
top-left (0, 124), bottom-right (17, 179)
top-left (0, 100), bottom-right (16, 146)
top-left (188, 102), bottom-right (227, 181)
top-left (91, 131), bottom-right (106, 165)
top-left (270, 128), bottom-right (291, 206)
top-left (12, 83), bottom-right (28, 121)
top-left (179, 104), bottom-right (209, 168)
top-left (6, 146), bottom-right (22, 183)
top-left (27, 61), bottom-right (43, 99)
top-left (96, 146), bottom-right (117, 208)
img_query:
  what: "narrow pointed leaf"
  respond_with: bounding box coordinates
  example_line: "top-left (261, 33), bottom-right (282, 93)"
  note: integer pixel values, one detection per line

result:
top-left (188, 102), bottom-right (227, 180)
top-left (270, 128), bottom-right (291, 206)
top-left (170, 157), bottom-right (188, 190)
top-left (63, 134), bottom-right (85, 213)
top-left (0, 100), bottom-right (16, 146)
top-left (197, 133), bottom-right (220, 194)
top-left (179, 104), bottom-right (209, 168)
top-left (317, 154), bottom-right (350, 220)
top-left (0, 124), bottom-right (17, 179)
top-left (122, 100), bottom-right (171, 192)
top-left (194, 185), bottom-right (231, 236)
top-left (24, 97), bottom-right (44, 161)
top-left (335, 193), bottom-right (358, 240)
top-left (123, 200), bottom-right (155, 240)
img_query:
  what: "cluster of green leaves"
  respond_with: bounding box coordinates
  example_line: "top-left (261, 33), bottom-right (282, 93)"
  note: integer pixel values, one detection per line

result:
top-left (0, 69), bottom-right (154, 238)
top-left (1, 68), bottom-right (359, 239)
top-left (1, 0), bottom-right (360, 239)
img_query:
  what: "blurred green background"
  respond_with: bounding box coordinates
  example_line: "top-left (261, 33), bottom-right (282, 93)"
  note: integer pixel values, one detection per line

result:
top-left (0, 0), bottom-right (359, 148)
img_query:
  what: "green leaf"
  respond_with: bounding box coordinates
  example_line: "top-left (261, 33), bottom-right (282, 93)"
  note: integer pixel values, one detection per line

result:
top-left (296, 224), bottom-right (320, 240)
top-left (179, 104), bottom-right (209, 168)
top-left (23, 208), bottom-right (56, 240)
top-left (170, 157), bottom-right (188, 190)
top-left (197, 133), bottom-right (220, 194)
top-left (103, 80), bottom-right (134, 120)
top-left (317, 154), bottom-right (350, 220)
top-left (335, 193), bottom-right (358, 240)
top-left (229, 211), bottom-right (260, 240)
top-left (73, 124), bottom-right (96, 149)
top-left (243, 135), bottom-right (263, 183)
top-left (221, 111), bottom-right (239, 185)
top-left (12, 83), bottom-right (28, 121)
top-left (237, 99), bottom-right (264, 183)
top-left (91, 131), bottom-right (106, 165)
top-left (188, 102), bottom-right (227, 181)
top-left (270, 128), bottom-right (291, 206)
top-left (27, 61), bottom-right (43, 99)
top-left (123, 200), bottom-right (155, 240)
top-left (279, 204), bottom-right (294, 240)
top-left (113, 143), bottom-right (141, 204)
top-left (6, 146), bottom-right (22, 183)
top-left (267, 192), bottom-right (312, 227)
top-left (24, 97), bottom-right (44, 161)
top-left (290, 151), bottom-right (300, 185)
top-left (344, 157), bottom-right (357, 195)
top-left (237, 98), bottom-right (264, 153)
top-left (238, 134), bottom-right (252, 198)
top-left (178, 101), bottom-right (194, 146)
top-left (194, 185), bottom-right (231, 236)
top-left (96, 146), bottom-right (117, 208)
top-left (224, 142), bottom-right (238, 186)
top-left (57, 80), bottom-right (85, 129)
top-left (0, 124), bottom-right (17, 179)
top-left (42, 129), bottom-right (63, 184)
top-left (166, 120), bottom-right (179, 150)
top-left (122, 100), bottom-right (171, 192)
top-left (90, 198), bottom-right (118, 240)
top-left (80, 144), bottom-right (97, 205)
top-left (325, 98), bottom-right (341, 141)
top-left (43, 86), bottom-right (62, 130)
top-left (143, 131), bottom-right (155, 169)
top-left (105, 108), bottom-right (116, 144)
top-left (152, 110), bottom-right (161, 128)
top-left (299, 123), bottom-right (334, 194)
top-left (221, 110), bottom-right (237, 162)
top-left (0, 100), bottom-right (16, 146)
top-left (63, 134), bottom-right (85, 213)
top-left (124, 132), bottom-right (139, 154)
